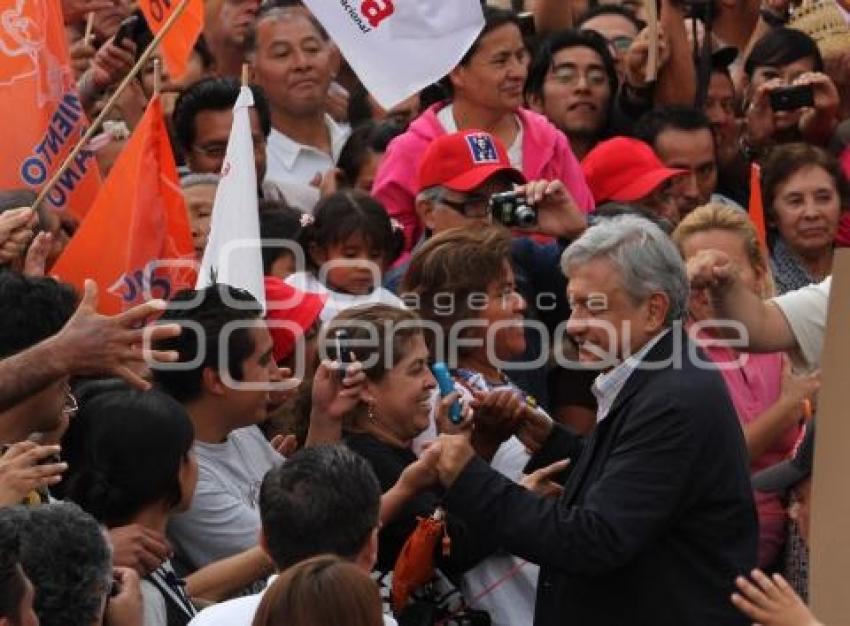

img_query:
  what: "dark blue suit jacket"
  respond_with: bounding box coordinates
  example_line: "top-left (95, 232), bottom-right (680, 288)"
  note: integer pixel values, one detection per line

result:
top-left (445, 327), bottom-right (758, 626)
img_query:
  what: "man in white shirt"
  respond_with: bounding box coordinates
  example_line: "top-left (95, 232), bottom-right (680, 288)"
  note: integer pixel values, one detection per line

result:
top-left (247, 6), bottom-right (350, 187)
top-left (189, 445), bottom-right (397, 626)
top-left (688, 250), bottom-right (830, 369)
top-left (153, 285), bottom-right (288, 581)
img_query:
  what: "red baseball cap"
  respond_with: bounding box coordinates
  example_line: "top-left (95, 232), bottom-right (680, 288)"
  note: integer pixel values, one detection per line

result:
top-left (581, 137), bottom-right (687, 204)
top-left (264, 277), bottom-right (326, 362)
top-left (417, 130), bottom-right (526, 192)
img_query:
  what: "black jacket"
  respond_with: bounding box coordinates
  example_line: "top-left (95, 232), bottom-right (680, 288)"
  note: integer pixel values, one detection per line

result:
top-left (445, 328), bottom-right (758, 626)
top-left (344, 431), bottom-right (495, 577)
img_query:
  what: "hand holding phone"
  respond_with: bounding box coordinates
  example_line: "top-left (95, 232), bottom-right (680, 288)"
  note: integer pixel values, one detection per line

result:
top-left (113, 14), bottom-right (139, 47)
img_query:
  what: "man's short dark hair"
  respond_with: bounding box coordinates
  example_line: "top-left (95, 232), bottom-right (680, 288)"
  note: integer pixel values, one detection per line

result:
top-left (152, 284), bottom-right (263, 403)
top-left (0, 273), bottom-right (77, 359)
top-left (577, 4), bottom-right (645, 32)
top-left (172, 77), bottom-right (272, 154)
top-left (744, 27), bottom-right (824, 77)
top-left (525, 29), bottom-right (619, 111)
top-left (0, 503), bottom-right (112, 626)
top-left (633, 105), bottom-right (713, 148)
top-left (0, 529), bottom-right (26, 623)
top-left (259, 445), bottom-right (381, 569)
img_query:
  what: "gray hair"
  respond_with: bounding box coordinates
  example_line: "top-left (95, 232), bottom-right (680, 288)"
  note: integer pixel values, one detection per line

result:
top-left (181, 172), bottom-right (221, 190)
top-left (561, 214), bottom-right (689, 325)
top-left (416, 185), bottom-right (446, 204)
top-left (0, 503), bottom-right (112, 626)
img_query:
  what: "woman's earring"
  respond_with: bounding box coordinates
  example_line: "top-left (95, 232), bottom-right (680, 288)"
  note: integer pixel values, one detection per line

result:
top-left (368, 403), bottom-right (376, 421)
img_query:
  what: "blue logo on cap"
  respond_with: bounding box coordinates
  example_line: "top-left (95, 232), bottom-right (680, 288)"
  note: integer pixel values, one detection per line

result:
top-left (465, 133), bottom-right (500, 165)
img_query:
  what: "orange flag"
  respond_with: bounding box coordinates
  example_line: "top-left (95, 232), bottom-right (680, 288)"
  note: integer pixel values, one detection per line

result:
top-left (139, 0), bottom-right (205, 80)
top-left (52, 95), bottom-right (196, 315)
top-left (748, 163), bottom-right (767, 251)
top-left (0, 0), bottom-right (101, 217)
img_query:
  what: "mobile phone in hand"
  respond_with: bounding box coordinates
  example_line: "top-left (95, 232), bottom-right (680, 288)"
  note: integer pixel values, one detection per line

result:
top-left (332, 330), bottom-right (352, 380)
top-left (432, 362), bottom-right (462, 425)
top-left (113, 15), bottom-right (140, 47)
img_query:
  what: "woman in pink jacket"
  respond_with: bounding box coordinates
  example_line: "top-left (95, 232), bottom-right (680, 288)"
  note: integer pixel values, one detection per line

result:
top-left (373, 7), bottom-right (594, 254)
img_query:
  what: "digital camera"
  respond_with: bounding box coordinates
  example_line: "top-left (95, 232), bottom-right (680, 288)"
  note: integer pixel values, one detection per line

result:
top-left (769, 84), bottom-right (815, 112)
top-left (488, 191), bottom-right (537, 228)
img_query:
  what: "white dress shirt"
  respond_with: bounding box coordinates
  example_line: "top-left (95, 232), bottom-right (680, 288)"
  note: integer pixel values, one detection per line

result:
top-left (265, 115), bottom-right (350, 186)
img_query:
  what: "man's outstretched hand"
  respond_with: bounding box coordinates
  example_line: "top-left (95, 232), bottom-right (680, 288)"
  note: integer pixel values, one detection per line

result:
top-left (49, 280), bottom-right (181, 390)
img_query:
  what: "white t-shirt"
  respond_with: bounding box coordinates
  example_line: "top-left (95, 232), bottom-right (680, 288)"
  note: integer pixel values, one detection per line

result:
top-left (285, 272), bottom-right (406, 323)
top-left (167, 426), bottom-right (283, 572)
top-left (265, 115), bottom-right (350, 186)
top-left (771, 276), bottom-right (830, 370)
top-left (188, 576), bottom-right (398, 626)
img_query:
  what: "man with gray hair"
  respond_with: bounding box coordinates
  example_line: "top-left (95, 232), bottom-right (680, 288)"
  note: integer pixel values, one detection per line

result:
top-left (429, 215), bottom-right (758, 625)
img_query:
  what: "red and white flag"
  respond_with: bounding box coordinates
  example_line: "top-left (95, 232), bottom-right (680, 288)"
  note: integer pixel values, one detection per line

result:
top-left (301, 0), bottom-right (484, 109)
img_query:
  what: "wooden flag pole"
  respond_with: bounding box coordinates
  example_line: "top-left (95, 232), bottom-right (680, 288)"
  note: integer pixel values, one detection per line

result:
top-left (153, 58), bottom-right (162, 97)
top-left (84, 12), bottom-right (96, 44)
top-left (645, 0), bottom-right (659, 83)
top-left (32, 0), bottom-right (192, 213)
top-left (241, 63), bottom-right (251, 87)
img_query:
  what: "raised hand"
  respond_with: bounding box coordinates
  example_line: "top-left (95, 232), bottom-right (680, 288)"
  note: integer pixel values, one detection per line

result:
top-left (50, 280), bottom-right (180, 390)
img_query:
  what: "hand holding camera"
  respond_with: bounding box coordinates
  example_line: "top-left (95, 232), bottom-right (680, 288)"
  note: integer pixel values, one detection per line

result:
top-left (489, 179), bottom-right (586, 240)
top-left (747, 72), bottom-right (839, 147)
top-left (794, 71), bottom-right (841, 142)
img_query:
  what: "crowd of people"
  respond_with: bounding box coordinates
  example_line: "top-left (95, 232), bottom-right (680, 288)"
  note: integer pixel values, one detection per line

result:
top-left (2, 0), bottom-right (848, 624)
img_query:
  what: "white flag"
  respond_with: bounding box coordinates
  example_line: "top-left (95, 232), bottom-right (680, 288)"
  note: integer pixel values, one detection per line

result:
top-left (196, 86), bottom-right (266, 310)
top-left (302, 0), bottom-right (484, 109)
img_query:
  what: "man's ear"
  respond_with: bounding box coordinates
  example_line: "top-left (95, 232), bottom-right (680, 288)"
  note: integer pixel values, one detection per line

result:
top-left (328, 43), bottom-right (342, 78)
top-left (646, 292), bottom-right (671, 332)
top-left (202, 366), bottom-right (228, 397)
top-left (258, 529), bottom-right (271, 560)
top-left (416, 198), bottom-right (437, 231)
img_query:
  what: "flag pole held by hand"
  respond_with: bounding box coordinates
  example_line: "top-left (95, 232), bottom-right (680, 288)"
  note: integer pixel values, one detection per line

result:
top-left (32, 0), bottom-right (193, 214)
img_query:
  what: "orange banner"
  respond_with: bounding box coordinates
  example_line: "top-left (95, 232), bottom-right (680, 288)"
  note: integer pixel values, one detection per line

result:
top-left (0, 0), bottom-right (101, 217)
top-left (138, 0), bottom-right (204, 80)
top-left (52, 95), bottom-right (195, 314)
top-left (748, 162), bottom-right (767, 252)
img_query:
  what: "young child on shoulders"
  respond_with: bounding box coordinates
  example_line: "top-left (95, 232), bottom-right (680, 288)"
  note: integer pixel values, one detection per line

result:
top-left (286, 191), bottom-right (406, 321)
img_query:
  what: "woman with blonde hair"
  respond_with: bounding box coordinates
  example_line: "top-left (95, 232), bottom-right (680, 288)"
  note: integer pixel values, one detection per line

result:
top-left (251, 555), bottom-right (383, 626)
top-left (672, 203), bottom-right (819, 569)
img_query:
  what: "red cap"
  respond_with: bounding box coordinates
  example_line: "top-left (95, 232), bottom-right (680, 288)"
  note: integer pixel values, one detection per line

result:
top-left (581, 137), bottom-right (687, 204)
top-left (417, 130), bottom-right (526, 192)
top-left (264, 277), bottom-right (326, 362)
